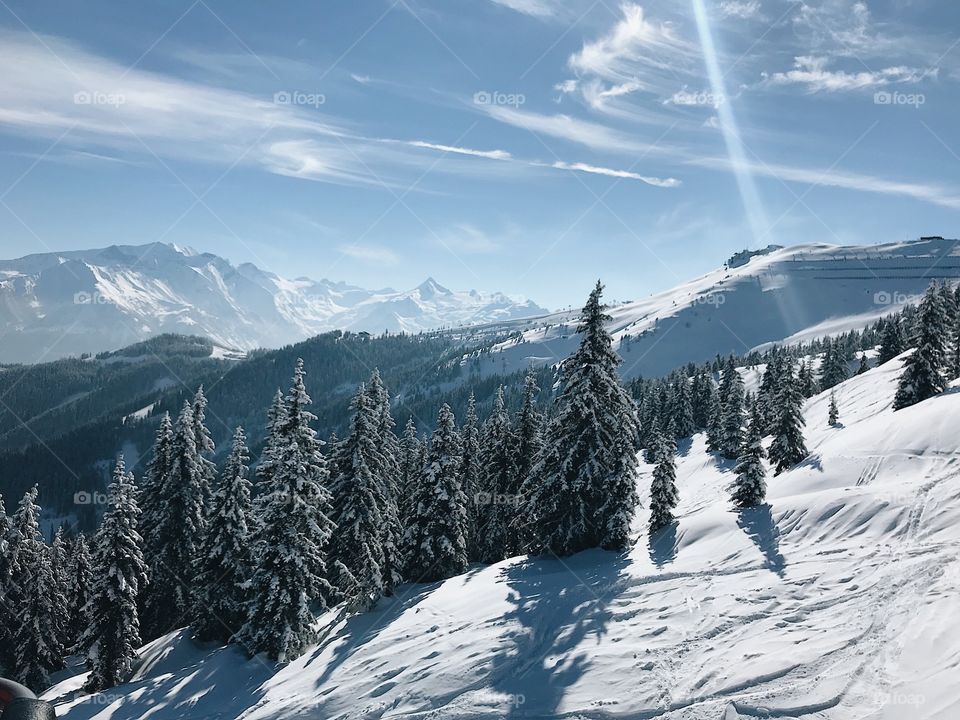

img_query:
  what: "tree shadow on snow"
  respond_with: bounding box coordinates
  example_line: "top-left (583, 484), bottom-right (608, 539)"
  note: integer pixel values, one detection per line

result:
top-left (648, 522), bottom-right (679, 569)
top-left (736, 504), bottom-right (786, 577)
top-left (675, 437), bottom-right (694, 458)
top-left (487, 550), bottom-right (631, 718)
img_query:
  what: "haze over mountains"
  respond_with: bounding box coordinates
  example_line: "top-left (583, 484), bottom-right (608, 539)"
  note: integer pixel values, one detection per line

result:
top-left (0, 242), bottom-right (548, 363)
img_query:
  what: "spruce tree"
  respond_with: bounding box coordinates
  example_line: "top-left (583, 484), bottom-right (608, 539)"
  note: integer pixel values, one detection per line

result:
top-left (877, 318), bottom-right (905, 365)
top-left (732, 405), bottom-right (767, 508)
top-left (80, 458), bottom-right (148, 692)
top-left (399, 417), bottom-right (422, 526)
top-left (819, 339), bottom-right (849, 390)
top-left (828, 393), bottom-right (840, 426)
top-left (0, 494), bottom-right (15, 671)
top-left (894, 283), bottom-right (950, 410)
top-left (403, 404), bottom-right (468, 581)
top-left (49, 527), bottom-right (71, 654)
top-left (856, 353), bottom-right (870, 375)
top-left (705, 383), bottom-right (723, 453)
top-left (797, 359), bottom-right (817, 398)
top-left (720, 361), bottom-right (745, 460)
top-left (511, 372), bottom-right (544, 551)
top-left (648, 432), bottom-right (679, 534)
top-left (138, 412), bottom-right (172, 639)
top-left (460, 394), bottom-right (482, 560)
top-left (476, 387), bottom-right (515, 563)
top-left (192, 427), bottom-right (253, 642)
top-left (672, 375), bottom-right (695, 439)
top-left (192, 386), bottom-right (217, 507)
top-left (236, 359), bottom-right (335, 662)
top-left (66, 533), bottom-right (94, 651)
top-left (328, 385), bottom-right (387, 610)
top-left (768, 365), bottom-right (809, 474)
top-left (520, 282), bottom-right (640, 556)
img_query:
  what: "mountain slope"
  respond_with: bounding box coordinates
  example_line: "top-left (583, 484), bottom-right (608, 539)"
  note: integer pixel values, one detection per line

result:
top-left (0, 243), bottom-right (548, 363)
top-left (480, 237), bottom-right (960, 379)
top-left (44, 352), bottom-right (960, 719)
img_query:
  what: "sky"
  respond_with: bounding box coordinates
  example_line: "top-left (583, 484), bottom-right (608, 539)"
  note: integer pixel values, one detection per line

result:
top-left (0, 0), bottom-right (958, 309)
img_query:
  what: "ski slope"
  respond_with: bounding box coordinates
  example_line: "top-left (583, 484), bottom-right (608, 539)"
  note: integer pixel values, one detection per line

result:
top-left (45, 353), bottom-right (960, 719)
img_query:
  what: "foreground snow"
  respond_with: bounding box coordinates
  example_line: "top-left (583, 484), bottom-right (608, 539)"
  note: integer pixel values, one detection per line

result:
top-left (46, 356), bottom-right (960, 719)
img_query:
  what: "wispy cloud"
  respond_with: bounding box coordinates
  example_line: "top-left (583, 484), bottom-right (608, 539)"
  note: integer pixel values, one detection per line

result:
top-left (407, 140), bottom-right (511, 160)
top-left (488, 0), bottom-right (559, 18)
top-left (763, 56), bottom-right (936, 93)
top-left (718, 1), bottom-right (763, 20)
top-left (338, 244), bottom-right (400, 265)
top-left (551, 160), bottom-right (680, 187)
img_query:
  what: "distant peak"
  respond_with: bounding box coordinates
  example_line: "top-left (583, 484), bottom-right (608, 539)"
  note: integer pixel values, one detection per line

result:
top-left (416, 277), bottom-right (451, 298)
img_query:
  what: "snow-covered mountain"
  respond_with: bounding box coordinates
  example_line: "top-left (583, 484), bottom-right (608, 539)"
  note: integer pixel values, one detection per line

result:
top-left (44, 349), bottom-right (960, 719)
top-left (0, 243), bottom-right (548, 363)
top-left (478, 236), bottom-right (960, 379)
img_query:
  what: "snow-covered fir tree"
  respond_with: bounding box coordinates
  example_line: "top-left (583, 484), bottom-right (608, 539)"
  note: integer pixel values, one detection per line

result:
top-left (79, 457), bottom-right (148, 692)
top-left (0, 494), bottom-right (15, 671)
top-left (648, 431), bottom-right (679, 534)
top-left (146, 401), bottom-right (207, 636)
top-left (856, 353), bottom-right (870, 375)
top-left (399, 417), bottom-right (423, 526)
top-left (672, 374), bottom-right (695, 439)
top-left (819, 338), bottom-right (849, 390)
top-left (138, 411), bottom-right (172, 639)
top-left (460, 394), bottom-right (482, 560)
top-left (797, 359), bottom-right (817, 398)
top-left (49, 526), bottom-right (71, 653)
top-left (720, 358), bottom-right (745, 460)
top-left (877, 318), bottom-right (905, 365)
top-left (731, 405), bottom-right (767, 508)
top-left (828, 393), bottom-right (840, 426)
top-left (236, 359), bottom-right (335, 662)
top-left (364, 369), bottom-right (403, 596)
top-left (192, 426), bottom-right (253, 642)
top-left (475, 387), bottom-right (515, 563)
top-left (9, 486), bottom-right (64, 689)
top-left (191, 386), bottom-right (217, 507)
top-left (705, 382), bottom-right (723, 453)
top-left (66, 533), bottom-right (94, 651)
top-left (511, 372), bottom-right (544, 551)
top-left (520, 282), bottom-right (640, 556)
top-left (403, 404), bottom-right (468, 582)
top-left (768, 364), bottom-right (809, 474)
top-left (894, 283), bottom-right (950, 410)
top-left (328, 385), bottom-right (387, 610)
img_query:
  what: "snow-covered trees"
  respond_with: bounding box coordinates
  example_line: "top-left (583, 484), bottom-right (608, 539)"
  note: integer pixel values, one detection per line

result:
top-left (399, 417), bottom-right (423, 526)
top-left (67, 533), bottom-right (94, 650)
top-left (460, 394), bottom-right (482, 559)
top-left (719, 358), bottom-right (745, 459)
top-left (648, 432), bottom-right (679, 534)
top-left (403, 404), bottom-right (469, 582)
top-left (9, 486), bottom-right (64, 689)
top-left (328, 385), bottom-right (387, 610)
top-left (138, 411), bottom-right (172, 638)
top-left (80, 458), bottom-right (148, 692)
top-left (828, 393), bottom-right (840, 426)
top-left (878, 318), bottom-right (905, 365)
top-left (521, 282), bottom-right (640, 556)
top-left (192, 427), bottom-right (253, 642)
top-left (475, 387), bottom-right (515, 564)
top-left (236, 359), bottom-right (335, 662)
top-left (768, 364), bottom-right (809, 474)
top-left (732, 405), bottom-right (767, 508)
top-left (894, 283), bottom-right (950, 410)
top-left (819, 338), bottom-right (849, 390)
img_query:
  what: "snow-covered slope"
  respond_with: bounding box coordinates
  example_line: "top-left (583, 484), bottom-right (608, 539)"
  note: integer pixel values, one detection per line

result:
top-left (0, 243), bottom-right (547, 362)
top-left (45, 354), bottom-right (960, 719)
top-left (482, 237), bottom-right (960, 379)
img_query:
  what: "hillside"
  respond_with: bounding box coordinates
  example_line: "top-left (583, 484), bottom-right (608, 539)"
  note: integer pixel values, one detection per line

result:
top-left (0, 243), bottom-right (548, 363)
top-left (43, 351), bottom-right (960, 719)
top-left (483, 237), bottom-right (960, 379)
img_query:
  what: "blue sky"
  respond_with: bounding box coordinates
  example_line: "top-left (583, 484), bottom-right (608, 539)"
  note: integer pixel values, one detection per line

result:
top-left (0, 0), bottom-right (958, 309)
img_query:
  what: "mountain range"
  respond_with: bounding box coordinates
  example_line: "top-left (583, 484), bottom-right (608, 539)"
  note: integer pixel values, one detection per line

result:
top-left (0, 242), bottom-right (548, 363)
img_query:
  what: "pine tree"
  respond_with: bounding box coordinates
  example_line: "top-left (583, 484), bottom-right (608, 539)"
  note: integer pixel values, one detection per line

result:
top-left (146, 401), bottom-right (207, 637)
top-left (648, 432), bottom-right (679, 534)
top-left (192, 427), bottom-right (253, 642)
top-left (705, 383), bottom-right (723, 453)
top-left (797, 359), bottom-right (817, 398)
top-left (80, 458), bottom-right (148, 692)
top-left (476, 387), bottom-right (515, 563)
top-left (9, 486), bottom-right (64, 690)
top-left (399, 417), bottom-right (422, 526)
top-left (856, 353), bottom-right (870, 375)
top-left (138, 412), bottom-right (172, 639)
top-left (0, 494), bottom-right (15, 671)
top-left (894, 283), bottom-right (950, 410)
top-left (520, 282), bottom-right (640, 556)
top-left (768, 365), bottom-right (809, 474)
top-left (819, 339), bottom-right (849, 390)
top-left (460, 394), bottom-right (482, 560)
top-left (364, 370), bottom-right (403, 596)
top-left (672, 375), bottom-right (695, 439)
top-left (192, 386), bottom-right (217, 508)
top-left (720, 361), bottom-right (745, 460)
top-left (877, 318), bottom-right (905, 365)
top-left (236, 359), bottom-right (335, 662)
top-left (511, 372), bottom-right (544, 552)
top-left (403, 404), bottom-right (468, 582)
top-left (828, 393), bottom-right (840, 426)
top-left (731, 405), bottom-right (767, 508)
top-left (328, 385), bottom-right (387, 610)
top-left (66, 534), bottom-right (94, 651)
top-left (49, 526), bottom-right (71, 654)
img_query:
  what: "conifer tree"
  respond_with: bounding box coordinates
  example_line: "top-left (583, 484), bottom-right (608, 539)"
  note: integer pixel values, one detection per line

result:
top-left (731, 405), bottom-right (767, 508)
top-left (828, 392), bottom-right (840, 426)
top-left (328, 385), bottom-right (387, 610)
top-left (513, 370), bottom-right (544, 490)
top-left (9, 486), bottom-right (64, 690)
top-left (856, 354), bottom-right (870, 375)
top-left (192, 427), bottom-right (253, 642)
top-left (648, 432), bottom-right (679, 534)
top-left (705, 383), bottom-right (723, 453)
top-left (894, 283), bottom-right (950, 410)
top-left (399, 417), bottom-right (422, 526)
top-left (66, 533), bottom-right (94, 651)
top-left (720, 359), bottom-right (745, 459)
top-left (476, 387), bottom-right (515, 563)
top-left (256, 389), bottom-right (286, 501)
top-left (672, 375), bottom-right (695, 439)
top-left (49, 527), bottom-right (71, 652)
top-left (460, 394), bottom-right (482, 560)
top-left (0, 494), bottom-right (15, 671)
top-left (520, 282), bottom-right (640, 556)
top-left (797, 359), bottom-right (817, 398)
top-left (80, 458), bottom-right (148, 692)
top-left (138, 412), bottom-right (172, 638)
top-left (237, 359), bottom-right (335, 662)
top-left (192, 386), bottom-right (217, 506)
top-left (819, 339), bottom-right (849, 390)
top-left (768, 365), bottom-right (809, 474)
top-left (877, 318), bottom-right (905, 365)
top-left (403, 404), bottom-right (468, 581)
